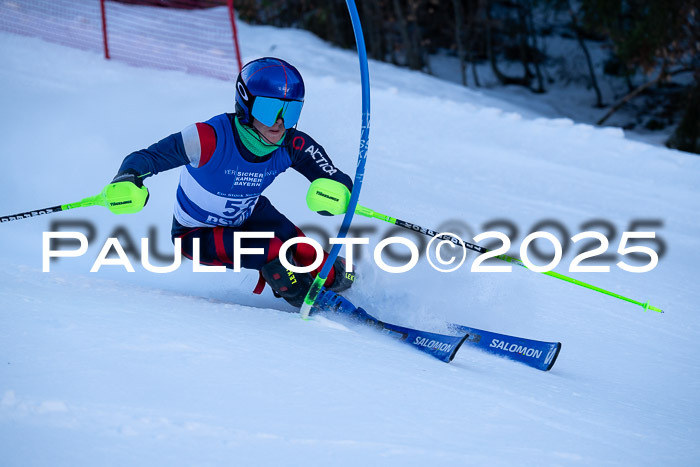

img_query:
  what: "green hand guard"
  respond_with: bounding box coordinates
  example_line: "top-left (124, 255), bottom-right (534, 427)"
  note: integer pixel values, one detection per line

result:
top-left (306, 178), bottom-right (394, 223)
top-left (101, 181), bottom-right (149, 214)
top-left (306, 178), bottom-right (351, 215)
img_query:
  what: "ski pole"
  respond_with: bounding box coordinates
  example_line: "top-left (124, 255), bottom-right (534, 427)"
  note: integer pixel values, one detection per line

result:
top-left (1, 181), bottom-right (149, 223)
top-left (306, 178), bottom-right (664, 313)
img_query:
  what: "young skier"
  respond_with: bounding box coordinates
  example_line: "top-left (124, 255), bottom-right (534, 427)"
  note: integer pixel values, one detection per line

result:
top-left (110, 57), bottom-right (354, 307)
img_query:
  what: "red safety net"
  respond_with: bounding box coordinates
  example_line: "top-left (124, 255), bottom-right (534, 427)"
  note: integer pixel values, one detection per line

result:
top-left (0, 0), bottom-right (241, 81)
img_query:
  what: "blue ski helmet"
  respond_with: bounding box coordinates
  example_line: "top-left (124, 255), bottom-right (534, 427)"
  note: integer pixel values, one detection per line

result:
top-left (235, 57), bottom-right (305, 129)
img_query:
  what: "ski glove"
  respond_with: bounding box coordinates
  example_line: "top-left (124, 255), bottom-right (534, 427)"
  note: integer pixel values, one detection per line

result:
top-left (111, 168), bottom-right (145, 188)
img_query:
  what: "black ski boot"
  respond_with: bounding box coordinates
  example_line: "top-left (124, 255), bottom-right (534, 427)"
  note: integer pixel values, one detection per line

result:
top-left (326, 256), bottom-right (355, 293)
top-left (261, 253), bottom-right (314, 308)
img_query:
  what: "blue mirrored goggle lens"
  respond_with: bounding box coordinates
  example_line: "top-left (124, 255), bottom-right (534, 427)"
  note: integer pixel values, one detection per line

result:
top-left (251, 97), bottom-right (303, 129)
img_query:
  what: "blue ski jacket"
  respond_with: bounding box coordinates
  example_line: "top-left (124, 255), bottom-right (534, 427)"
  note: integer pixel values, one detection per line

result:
top-left (117, 113), bottom-right (353, 228)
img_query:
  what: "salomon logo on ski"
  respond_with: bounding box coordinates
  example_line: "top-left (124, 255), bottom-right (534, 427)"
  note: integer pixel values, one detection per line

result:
top-left (413, 336), bottom-right (455, 353)
top-left (490, 339), bottom-right (543, 359)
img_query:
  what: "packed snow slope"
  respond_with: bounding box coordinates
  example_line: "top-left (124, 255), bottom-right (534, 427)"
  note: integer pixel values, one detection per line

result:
top-left (1, 17), bottom-right (700, 467)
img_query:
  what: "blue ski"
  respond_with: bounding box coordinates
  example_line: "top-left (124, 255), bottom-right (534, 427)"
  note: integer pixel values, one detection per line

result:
top-left (447, 323), bottom-right (561, 371)
top-left (313, 289), bottom-right (561, 370)
top-left (314, 290), bottom-right (467, 363)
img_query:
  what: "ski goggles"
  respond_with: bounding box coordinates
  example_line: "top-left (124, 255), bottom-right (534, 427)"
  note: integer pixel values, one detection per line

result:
top-left (251, 96), bottom-right (304, 129)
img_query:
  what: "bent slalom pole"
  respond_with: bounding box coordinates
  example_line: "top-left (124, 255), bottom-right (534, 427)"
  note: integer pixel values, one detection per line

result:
top-left (299, 0), bottom-right (371, 320)
top-left (306, 178), bottom-right (664, 314)
top-left (1, 182), bottom-right (149, 223)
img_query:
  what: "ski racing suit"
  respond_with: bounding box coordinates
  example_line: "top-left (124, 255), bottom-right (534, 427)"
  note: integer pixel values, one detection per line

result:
top-left (114, 112), bottom-right (353, 294)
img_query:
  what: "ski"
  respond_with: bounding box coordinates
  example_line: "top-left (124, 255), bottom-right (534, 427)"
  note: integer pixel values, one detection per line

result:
top-left (359, 309), bottom-right (468, 363)
top-left (313, 289), bottom-right (561, 370)
top-left (447, 323), bottom-right (561, 371)
top-left (314, 290), bottom-right (467, 363)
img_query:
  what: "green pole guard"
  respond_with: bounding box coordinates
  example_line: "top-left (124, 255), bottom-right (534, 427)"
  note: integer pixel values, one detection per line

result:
top-left (100, 181), bottom-right (149, 214)
top-left (306, 178), bottom-right (351, 216)
top-left (61, 181), bottom-right (148, 215)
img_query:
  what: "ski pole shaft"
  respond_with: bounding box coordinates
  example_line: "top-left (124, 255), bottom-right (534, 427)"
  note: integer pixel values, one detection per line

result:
top-left (355, 206), bottom-right (663, 313)
top-left (2, 181), bottom-right (150, 224)
top-left (1, 204), bottom-right (66, 223)
top-left (1, 194), bottom-right (103, 224)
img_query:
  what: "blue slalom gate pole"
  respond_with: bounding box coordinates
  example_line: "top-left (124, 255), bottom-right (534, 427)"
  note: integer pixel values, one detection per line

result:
top-left (300, 0), bottom-right (371, 319)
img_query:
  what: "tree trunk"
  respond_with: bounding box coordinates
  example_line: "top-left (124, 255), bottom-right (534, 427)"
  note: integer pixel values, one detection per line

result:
top-left (567, 0), bottom-right (604, 107)
top-left (667, 79), bottom-right (700, 154)
top-left (468, 0), bottom-right (484, 87)
top-left (486, 2), bottom-right (530, 86)
top-left (408, 0), bottom-right (429, 73)
top-left (392, 0), bottom-right (423, 70)
top-left (327, 0), bottom-right (346, 49)
top-left (524, 0), bottom-right (545, 93)
top-left (361, 1), bottom-right (382, 61)
top-left (597, 66), bottom-right (667, 125)
top-left (516, 0), bottom-right (534, 84)
top-left (452, 0), bottom-right (468, 86)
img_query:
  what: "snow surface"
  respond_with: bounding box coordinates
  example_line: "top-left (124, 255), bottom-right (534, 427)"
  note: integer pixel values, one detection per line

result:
top-left (1, 14), bottom-right (700, 467)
